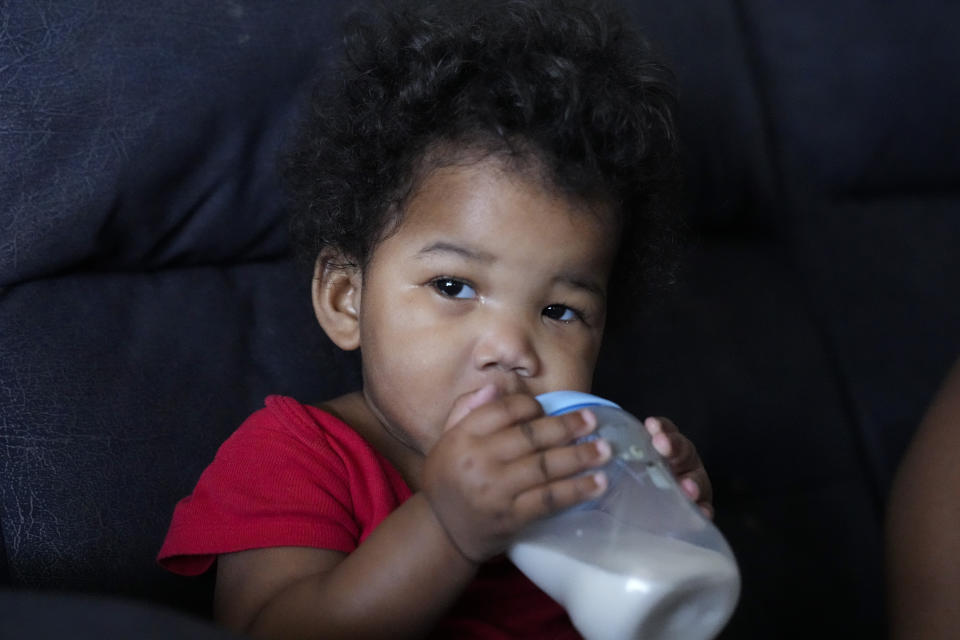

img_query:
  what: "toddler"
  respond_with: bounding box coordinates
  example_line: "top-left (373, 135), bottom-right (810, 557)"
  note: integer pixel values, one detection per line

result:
top-left (159, 1), bottom-right (713, 638)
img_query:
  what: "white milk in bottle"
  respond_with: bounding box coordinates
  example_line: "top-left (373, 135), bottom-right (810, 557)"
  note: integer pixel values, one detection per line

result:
top-left (510, 510), bottom-right (739, 640)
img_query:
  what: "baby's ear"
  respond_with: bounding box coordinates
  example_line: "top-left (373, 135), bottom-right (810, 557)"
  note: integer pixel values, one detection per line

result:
top-left (312, 251), bottom-right (362, 351)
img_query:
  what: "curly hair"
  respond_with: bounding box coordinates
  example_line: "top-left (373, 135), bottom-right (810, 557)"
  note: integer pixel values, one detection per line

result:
top-left (285, 0), bottom-right (683, 303)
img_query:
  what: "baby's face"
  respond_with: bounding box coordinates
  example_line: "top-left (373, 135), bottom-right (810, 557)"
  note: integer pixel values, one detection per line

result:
top-left (357, 159), bottom-right (619, 456)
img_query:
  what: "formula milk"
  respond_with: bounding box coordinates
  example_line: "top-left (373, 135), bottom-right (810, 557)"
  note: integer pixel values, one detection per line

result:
top-left (508, 511), bottom-right (740, 640)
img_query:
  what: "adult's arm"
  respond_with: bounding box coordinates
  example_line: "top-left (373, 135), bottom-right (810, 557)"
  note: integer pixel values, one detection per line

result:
top-left (886, 357), bottom-right (960, 639)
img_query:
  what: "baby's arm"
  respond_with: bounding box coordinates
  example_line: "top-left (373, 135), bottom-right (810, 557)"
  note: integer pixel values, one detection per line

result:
top-left (215, 492), bottom-right (477, 639)
top-left (214, 391), bottom-right (610, 639)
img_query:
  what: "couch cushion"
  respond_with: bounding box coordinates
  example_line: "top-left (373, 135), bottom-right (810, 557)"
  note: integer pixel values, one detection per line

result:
top-left (623, 0), bottom-right (782, 233)
top-left (1, 1), bottom-right (347, 283)
top-left (0, 263), bottom-right (360, 607)
top-left (740, 0), bottom-right (960, 196)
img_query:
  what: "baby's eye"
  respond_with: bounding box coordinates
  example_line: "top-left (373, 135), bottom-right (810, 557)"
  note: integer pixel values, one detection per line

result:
top-left (431, 278), bottom-right (477, 299)
top-left (542, 304), bottom-right (580, 323)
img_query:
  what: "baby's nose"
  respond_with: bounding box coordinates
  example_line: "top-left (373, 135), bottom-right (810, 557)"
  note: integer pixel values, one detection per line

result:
top-left (472, 313), bottom-right (541, 377)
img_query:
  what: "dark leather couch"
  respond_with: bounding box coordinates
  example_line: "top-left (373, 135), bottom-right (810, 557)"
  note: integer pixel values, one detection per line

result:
top-left (2, 1), bottom-right (958, 638)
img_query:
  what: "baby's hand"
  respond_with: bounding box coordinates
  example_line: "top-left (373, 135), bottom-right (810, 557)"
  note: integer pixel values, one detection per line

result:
top-left (421, 387), bottom-right (611, 563)
top-left (645, 416), bottom-right (714, 519)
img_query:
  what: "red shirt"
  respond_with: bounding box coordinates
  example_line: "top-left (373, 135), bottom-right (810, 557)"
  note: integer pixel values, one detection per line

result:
top-left (159, 395), bottom-right (579, 639)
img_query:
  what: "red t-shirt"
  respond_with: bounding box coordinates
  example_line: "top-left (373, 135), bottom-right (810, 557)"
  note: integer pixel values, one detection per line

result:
top-left (159, 395), bottom-right (579, 639)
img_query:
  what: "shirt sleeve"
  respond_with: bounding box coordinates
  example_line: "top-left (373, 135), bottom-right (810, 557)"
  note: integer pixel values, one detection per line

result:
top-left (157, 401), bottom-right (360, 576)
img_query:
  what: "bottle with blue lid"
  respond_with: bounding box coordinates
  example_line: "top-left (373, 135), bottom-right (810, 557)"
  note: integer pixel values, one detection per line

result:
top-left (507, 391), bottom-right (741, 640)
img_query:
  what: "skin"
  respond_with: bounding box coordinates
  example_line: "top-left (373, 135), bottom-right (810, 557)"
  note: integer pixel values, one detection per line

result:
top-left (214, 158), bottom-right (713, 639)
top-left (886, 358), bottom-right (960, 639)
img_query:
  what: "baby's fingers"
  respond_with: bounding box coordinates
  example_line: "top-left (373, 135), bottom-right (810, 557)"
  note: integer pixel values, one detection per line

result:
top-left (645, 417), bottom-right (714, 517)
top-left (680, 471), bottom-right (715, 519)
top-left (487, 409), bottom-right (598, 462)
top-left (513, 471), bottom-right (608, 521)
top-left (645, 417), bottom-right (699, 474)
top-left (501, 438), bottom-right (611, 494)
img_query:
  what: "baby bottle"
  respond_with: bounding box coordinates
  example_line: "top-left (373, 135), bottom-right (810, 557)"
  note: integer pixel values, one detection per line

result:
top-left (507, 391), bottom-right (741, 640)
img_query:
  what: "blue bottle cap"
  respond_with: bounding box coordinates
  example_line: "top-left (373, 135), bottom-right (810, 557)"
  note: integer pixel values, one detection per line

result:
top-left (535, 391), bottom-right (621, 416)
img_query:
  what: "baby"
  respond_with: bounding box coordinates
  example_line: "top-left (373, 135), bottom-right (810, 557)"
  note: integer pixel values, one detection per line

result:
top-left (159, 1), bottom-right (713, 638)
